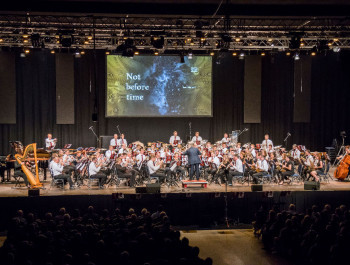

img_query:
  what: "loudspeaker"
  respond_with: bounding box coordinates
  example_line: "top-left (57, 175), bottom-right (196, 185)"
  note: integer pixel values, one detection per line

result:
top-left (304, 181), bottom-right (320, 190)
top-left (92, 113), bottom-right (98, 122)
top-left (135, 187), bottom-right (147, 193)
top-left (251, 184), bottom-right (263, 192)
top-left (28, 189), bottom-right (40, 197)
top-left (146, 183), bottom-right (161, 193)
top-left (99, 135), bottom-right (114, 149)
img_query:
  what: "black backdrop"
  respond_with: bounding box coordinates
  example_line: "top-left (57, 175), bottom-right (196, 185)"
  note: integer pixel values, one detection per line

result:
top-left (1, 50), bottom-right (350, 155)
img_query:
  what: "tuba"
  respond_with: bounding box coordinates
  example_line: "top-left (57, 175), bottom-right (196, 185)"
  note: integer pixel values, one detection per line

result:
top-left (14, 143), bottom-right (43, 188)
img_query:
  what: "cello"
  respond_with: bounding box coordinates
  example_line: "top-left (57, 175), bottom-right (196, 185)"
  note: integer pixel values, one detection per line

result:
top-left (334, 155), bottom-right (350, 180)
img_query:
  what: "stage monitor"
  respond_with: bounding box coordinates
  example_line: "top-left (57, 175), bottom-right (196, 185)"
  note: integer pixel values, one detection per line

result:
top-left (106, 55), bottom-right (212, 117)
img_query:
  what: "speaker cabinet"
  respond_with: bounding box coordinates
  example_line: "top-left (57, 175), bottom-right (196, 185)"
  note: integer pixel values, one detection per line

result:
top-left (251, 184), bottom-right (263, 192)
top-left (304, 181), bottom-right (320, 190)
top-left (28, 189), bottom-right (40, 197)
top-left (99, 135), bottom-right (114, 149)
top-left (146, 183), bottom-right (161, 193)
top-left (135, 187), bottom-right (147, 193)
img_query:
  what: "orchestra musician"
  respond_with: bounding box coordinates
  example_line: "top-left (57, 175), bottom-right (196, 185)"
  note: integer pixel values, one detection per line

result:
top-left (169, 131), bottom-right (181, 147)
top-left (291, 144), bottom-right (301, 163)
top-left (105, 145), bottom-right (117, 160)
top-left (205, 152), bottom-right (220, 179)
top-left (62, 149), bottom-right (75, 176)
top-left (250, 144), bottom-right (256, 158)
top-left (302, 150), bottom-right (314, 180)
top-left (309, 153), bottom-right (323, 182)
top-left (252, 155), bottom-right (269, 184)
top-left (278, 156), bottom-right (294, 185)
top-left (227, 154), bottom-right (244, 185)
top-left (191, 132), bottom-right (203, 145)
top-left (118, 144), bottom-right (128, 154)
top-left (118, 133), bottom-right (128, 146)
top-left (261, 134), bottom-right (273, 151)
top-left (135, 149), bottom-right (146, 171)
top-left (51, 156), bottom-right (75, 189)
top-left (169, 153), bottom-right (186, 180)
top-left (182, 143), bottom-right (202, 180)
top-left (147, 155), bottom-right (168, 183)
top-left (45, 133), bottom-right (57, 150)
top-left (14, 160), bottom-right (30, 188)
top-left (221, 133), bottom-right (230, 144)
top-left (336, 146), bottom-right (350, 161)
top-left (88, 156), bottom-right (107, 189)
top-left (216, 155), bottom-right (230, 183)
top-left (115, 157), bottom-right (136, 187)
top-left (110, 134), bottom-right (119, 148)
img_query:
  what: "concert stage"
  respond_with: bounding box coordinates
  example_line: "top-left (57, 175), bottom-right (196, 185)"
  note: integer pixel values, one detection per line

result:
top-left (1, 167), bottom-right (350, 231)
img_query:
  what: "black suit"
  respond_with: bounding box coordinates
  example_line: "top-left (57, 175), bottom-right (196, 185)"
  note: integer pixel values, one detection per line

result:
top-left (182, 147), bottom-right (202, 180)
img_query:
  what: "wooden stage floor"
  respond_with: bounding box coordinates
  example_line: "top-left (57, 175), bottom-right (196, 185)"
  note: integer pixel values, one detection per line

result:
top-left (0, 167), bottom-right (349, 197)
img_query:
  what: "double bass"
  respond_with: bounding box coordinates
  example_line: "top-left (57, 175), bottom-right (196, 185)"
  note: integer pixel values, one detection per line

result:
top-left (334, 155), bottom-right (350, 180)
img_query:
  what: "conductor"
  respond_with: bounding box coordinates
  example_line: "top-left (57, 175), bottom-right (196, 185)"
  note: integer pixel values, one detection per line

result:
top-left (182, 143), bottom-right (202, 180)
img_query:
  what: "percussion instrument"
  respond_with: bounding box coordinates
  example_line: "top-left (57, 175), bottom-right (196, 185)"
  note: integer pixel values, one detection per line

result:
top-left (334, 155), bottom-right (350, 180)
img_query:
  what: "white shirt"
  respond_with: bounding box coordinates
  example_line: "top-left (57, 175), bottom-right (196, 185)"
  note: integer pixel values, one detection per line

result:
top-left (191, 136), bottom-right (202, 143)
top-left (45, 138), bottom-right (56, 149)
top-left (117, 138), bottom-right (127, 146)
top-left (221, 137), bottom-right (230, 143)
top-left (257, 159), bottom-right (269, 172)
top-left (305, 155), bottom-right (314, 167)
top-left (232, 159), bottom-right (243, 173)
top-left (212, 157), bottom-right (221, 168)
top-left (89, 162), bottom-right (101, 175)
top-left (51, 162), bottom-right (64, 176)
top-left (261, 139), bottom-right (274, 150)
top-left (110, 138), bottom-right (118, 147)
top-left (147, 160), bottom-right (161, 175)
top-left (169, 135), bottom-right (181, 145)
top-left (49, 160), bottom-right (55, 171)
top-left (105, 150), bottom-right (116, 159)
top-left (118, 148), bottom-right (126, 154)
top-left (136, 154), bottom-right (146, 169)
top-left (251, 149), bottom-right (256, 158)
top-left (291, 149), bottom-right (301, 159)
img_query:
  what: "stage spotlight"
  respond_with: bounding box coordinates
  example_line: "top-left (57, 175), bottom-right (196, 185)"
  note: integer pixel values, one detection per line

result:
top-left (80, 50), bottom-right (85, 55)
top-left (87, 34), bottom-right (93, 40)
top-left (286, 52), bottom-right (291, 56)
top-left (333, 46), bottom-right (341, 52)
top-left (25, 49), bottom-right (30, 54)
top-left (154, 50), bottom-right (159, 55)
top-left (134, 51), bottom-right (139, 55)
top-left (20, 52), bottom-right (26, 58)
top-left (0, 38), bottom-right (3, 42)
top-left (23, 39), bottom-right (28, 43)
top-left (294, 52), bottom-right (300, 61)
top-left (261, 51), bottom-right (266, 56)
top-left (311, 52), bottom-right (316, 56)
top-left (22, 33), bottom-right (29, 38)
top-left (239, 51), bottom-right (245, 59)
top-left (333, 38), bottom-right (339, 42)
top-left (210, 51), bottom-right (215, 56)
top-left (232, 52), bottom-right (237, 56)
top-left (235, 37), bottom-right (241, 42)
top-left (105, 50), bottom-right (110, 55)
top-left (50, 49), bottom-right (55, 54)
top-left (84, 40), bottom-right (89, 45)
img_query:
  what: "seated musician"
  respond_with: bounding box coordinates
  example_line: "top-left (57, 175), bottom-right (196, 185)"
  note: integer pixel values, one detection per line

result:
top-left (227, 154), bottom-right (244, 185)
top-left (336, 146), bottom-right (350, 160)
top-left (278, 156), bottom-right (294, 185)
top-left (169, 153), bottom-right (186, 180)
top-left (268, 152), bottom-right (279, 180)
top-left (110, 134), bottom-right (119, 148)
top-left (221, 133), bottom-right (230, 144)
top-left (105, 145), bottom-right (117, 160)
top-left (135, 149), bottom-right (146, 171)
top-left (118, 144), bottom-right (128, 154)
top-left (117, 133), bottom-right (128, 147)
top-left (302, 150), bottom-right (314, 180)
top-left (221, 143), bottom-right (228, 154)
top-left (291, 144), bottom-right (301, 163)
top-left (236, 143), bottom-right (242, 154)
top-left (62, 149), bottom-right (75, 175)
top-left (252, 155), bottom-right (269, 184)
top-left (14, 161), bottom-right (30, 188)
top-left (216, 156), bottom-right (230, 183)
top-left (204, 152), bottom-right (220, 178)
top-left (250, 144), bottom-right (256, 158)
top-left (51, 156), bottom-right (75, 189)
top-left (169, 131), bottom-right (181, 147)
top-left (191, 131), bottom-right (202, 145)
top-left (147, 155), bottom-right (168, 183)
top-left (88, 156), bottom-right (107, 189)
top-left (309, 153), bottom-right (323, 182)
top-left (45, 133), bottom-right (57, 150)
top-left (267, 144), bottom-right (274, 154)
top-left (115, 158), bottom-right (136, 187)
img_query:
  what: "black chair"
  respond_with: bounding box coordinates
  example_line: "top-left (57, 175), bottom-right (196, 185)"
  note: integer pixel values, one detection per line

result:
top-left (49, 168), bottom-right (65, 190)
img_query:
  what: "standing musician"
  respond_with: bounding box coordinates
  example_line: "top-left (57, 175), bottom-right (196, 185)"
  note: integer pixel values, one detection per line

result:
top-left (182, 143), bottom-right (202, 181)
top-left (169, 131), bottom-right (181, 147)
top-left (278, 156), bottom-right (294, 185)
top-left (147, 155), bottom-right (168, 183)
top-left (118, 133), bottom-right (128, 146)
top-left (261, 134), bottom-right (273, 152)
top-left (51, 156), bottom-right (75, 190)
top-left (191, 132), bottom-right (203, 145)
top-left (115, 157), bottom-right (136, 187)
top-left (221, 133), bottom-right (230, 144)
top-left (110, 134), bottom-right (119, 148)
top-left (88, 156), bottom-right (107, 189)
top-left (45, 133), bottom-right (57, 150)
top-left (105, 145), bottom-right (117, 160)
top-left (227, 154), bottom-right (244, 185)
top-left (252, 155), bottom-right (269, 184)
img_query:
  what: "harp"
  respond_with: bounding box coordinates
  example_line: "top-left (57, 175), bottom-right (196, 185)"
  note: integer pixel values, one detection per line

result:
top-left (14, 143), bottom-right (43, 188)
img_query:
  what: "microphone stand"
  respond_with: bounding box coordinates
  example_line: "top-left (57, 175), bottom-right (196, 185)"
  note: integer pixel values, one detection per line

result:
top-left (189, 122), bottom-right (192, 141)
top-left (89, 126), bottom-right (99, 147)
top-left (283, 133), bottom-right (291, 148)
top-left (237, 128), bottom-right (249, 137)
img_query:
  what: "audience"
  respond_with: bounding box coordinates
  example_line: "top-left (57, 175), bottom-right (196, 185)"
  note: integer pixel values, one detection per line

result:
top-left (254, 203), bottom-right (350, 265)
top-left (0, 206), bottom-right (212, 265)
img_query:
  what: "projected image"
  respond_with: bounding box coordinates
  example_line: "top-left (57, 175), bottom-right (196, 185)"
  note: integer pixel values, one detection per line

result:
top-left (106, 55), bottom-right (212, 117)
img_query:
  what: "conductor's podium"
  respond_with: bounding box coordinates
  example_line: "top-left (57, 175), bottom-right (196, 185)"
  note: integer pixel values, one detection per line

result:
top-left (182, 180), bottom-right (208, 188)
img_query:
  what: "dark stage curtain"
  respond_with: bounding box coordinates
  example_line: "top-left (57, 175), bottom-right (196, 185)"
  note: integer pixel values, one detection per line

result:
top-left (1, 50), bottom-right (350, 155)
